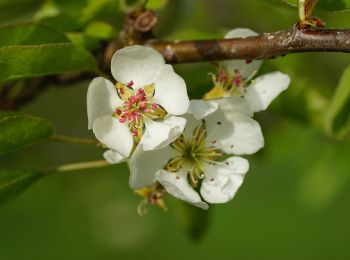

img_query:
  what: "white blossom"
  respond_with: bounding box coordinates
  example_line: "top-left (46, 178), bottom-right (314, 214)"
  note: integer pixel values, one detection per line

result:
top-left (87, 45), bottom-right (190, 163)
top-left (129, 98), bottom-right (264, 209)
top-left (205, 28), bottom-right (291, 113)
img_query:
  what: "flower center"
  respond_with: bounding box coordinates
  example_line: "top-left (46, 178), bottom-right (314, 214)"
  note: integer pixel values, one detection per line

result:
top-left (164, 120), bottom-right (223, 187)
top-left (113, 81), bottom-right (167, 143)
top-left (204, 62), bottom-right (256, 100)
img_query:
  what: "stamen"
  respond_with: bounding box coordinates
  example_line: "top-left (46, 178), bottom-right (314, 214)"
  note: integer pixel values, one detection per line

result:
top-left (127, 80), bottom-right (134, 88)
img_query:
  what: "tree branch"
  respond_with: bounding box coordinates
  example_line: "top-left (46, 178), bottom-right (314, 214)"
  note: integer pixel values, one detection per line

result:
top-left (2, 24), bottom-right (350, 110)
top-left (146, 27), bottom-right (350, 63)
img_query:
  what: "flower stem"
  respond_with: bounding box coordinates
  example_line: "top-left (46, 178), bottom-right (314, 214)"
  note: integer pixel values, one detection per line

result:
top-left (50, 134), bottom-right (103, 147)
top-left (46, 160), bottom-right (110, 174)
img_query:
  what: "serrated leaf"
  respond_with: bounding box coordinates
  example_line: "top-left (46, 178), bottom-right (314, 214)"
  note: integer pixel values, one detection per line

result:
top-left (0, 43), bottom-right (97, 81)
top-left (0, 112), bottom-right (54, 155)
top-left (0, 22), bottom-right (69, 47)
top-left (325, 66), bottom-right (350, 139)
top-left (0, 169), bottom-right (42, 205)
top-left (280, 0), bottom-right (350, 11)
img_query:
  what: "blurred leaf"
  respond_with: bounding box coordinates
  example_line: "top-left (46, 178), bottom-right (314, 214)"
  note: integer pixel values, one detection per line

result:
top-left (146, 0), bottom-right (168, 10)
top-left (0, 112), bottom-right (54, 155)
top-left (37, 14), bottom-right (83, 31)
top-left (119, 0), bottom-right (144, 12)
top-left (0, 22), bottom-right (69, 47)
top-left (296, 146), bottom-right (350, 211)
top-left (80, 0), bottom-right (116, 24)
top-left (66, 32), bottom-right (101, 51)
top-left (0, 0), bottom-right (42, 24)
top-left (279, 0), bottom-right (350, 11)
top-left (34, 0), bottom-right (121, 31)
top-left (0, 43), bottom-right (97, 81)
top-left (84, 21), bottom-right (115, 40)
top-left (33, 0), bottom-right (60, 20)
top-left (175, 201), bottom-right (210, 241)
top-left (325, 65), bottom-right (350, 139)
top-left (0, 169), bottom-right (42, 205)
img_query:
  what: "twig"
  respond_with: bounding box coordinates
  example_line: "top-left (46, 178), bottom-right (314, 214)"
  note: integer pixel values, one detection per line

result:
top-left (45, 160), bottom-right (110, 174)
top-left (2, 25), bottom-right (350, 110)
top-left (146, 27), bottom-right (350, 63)
top-left (50, 134), bottom-right (103, 147)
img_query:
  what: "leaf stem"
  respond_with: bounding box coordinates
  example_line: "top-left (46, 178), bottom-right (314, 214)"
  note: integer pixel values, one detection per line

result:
top-left (46, 160), bottom-right (110, 174)
top-left (50, 134), bottom-right (103, 147)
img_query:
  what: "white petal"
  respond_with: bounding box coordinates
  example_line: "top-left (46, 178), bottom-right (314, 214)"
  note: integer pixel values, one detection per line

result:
top-left (142, 116), bottom-right (186, 151)
top-left (129, 145), bottom-right (177, 189)
top-left (111, 45), bottom-right (165, 89)
top-left (103, 149), bottom-right (127, 164)
top-left (225, 28), bottom-right (259, 39)
top-left (152, 65), bottom-right (190, 115)
top-left (221, 28), bottom-right (262, 79)
top-left (187, 99), bottom-right (219, 119)
top-left (244, 71), bottom-right (290, 112)
top-left (205, 99), bottom-right (264, 155)
top-left (92, 116), bottom-right (133, 158)
top-left (210, 97), bottom-right (253, 117)
top-left (200, 157), bottom-right (248, 203)
top-left (87, 77), bottom-right (122, 129)
top-left (156, 169), bottom-right (209, 210)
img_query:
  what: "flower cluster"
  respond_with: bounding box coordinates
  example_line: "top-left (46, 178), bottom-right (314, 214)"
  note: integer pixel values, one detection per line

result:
top-left (87, 28), bottom-right (290, 211)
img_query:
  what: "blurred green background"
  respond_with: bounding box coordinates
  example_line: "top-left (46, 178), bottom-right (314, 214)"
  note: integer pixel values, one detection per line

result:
top-left (1, 0), bottom-right (350, 259)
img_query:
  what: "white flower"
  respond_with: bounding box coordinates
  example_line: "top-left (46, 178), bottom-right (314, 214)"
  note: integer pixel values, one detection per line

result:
top-left (87, 45), bottom-right (190, 163)
top-left (205, 28), bottom-right (291, 113)
top-left (129, 98), bottom-right (264, 209)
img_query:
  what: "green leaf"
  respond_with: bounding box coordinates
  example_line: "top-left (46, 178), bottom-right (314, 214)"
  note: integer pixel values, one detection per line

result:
top-left (279, 0), bottom-right (350, 11)
top-left (0, 169), bottom-right (42, 205)
top-left (325, 65), bottom-right (350, 139)
top-left (0, 43), bottom-right (97, 81)
top-left (0, 22), bottom-right (69, 47)
top-left (0, 112), bottom-right (54, 155)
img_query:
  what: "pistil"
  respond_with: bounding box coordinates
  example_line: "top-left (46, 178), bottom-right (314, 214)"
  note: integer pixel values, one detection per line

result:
top-left (113, 81), bottom-right (167, 143)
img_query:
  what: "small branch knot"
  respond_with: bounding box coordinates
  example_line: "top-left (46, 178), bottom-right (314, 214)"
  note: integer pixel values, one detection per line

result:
top-left (134, 10), bottom-right (158, 32)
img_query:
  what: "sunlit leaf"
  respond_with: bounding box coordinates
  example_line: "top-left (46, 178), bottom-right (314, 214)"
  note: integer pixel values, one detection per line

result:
top-left (325, 65), bottom-right (350, 139)
top-left (0, 43), bottom-right (97, 81)
top-left (0, 112), bottom-right (54, 155)
top-left (0, 22), bottom-right (69, 47)
top-left (0, 169), bottom-right (42, 205)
